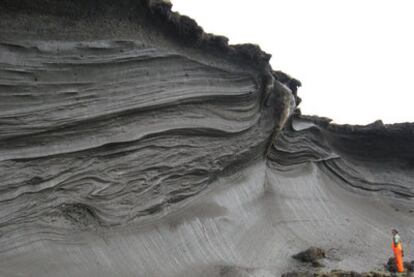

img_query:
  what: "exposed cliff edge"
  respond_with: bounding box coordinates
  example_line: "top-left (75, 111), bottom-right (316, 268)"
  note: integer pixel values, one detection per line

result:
top-left (0, 1), bottom-right (413, 277)
top-left (0, 0), bottom-right (294, 258)
top-left (270, 115), bottom-right (414, 199)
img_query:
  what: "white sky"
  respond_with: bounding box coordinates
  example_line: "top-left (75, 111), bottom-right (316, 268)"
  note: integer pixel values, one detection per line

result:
top-left (172, 0), bottom-right (414, 124)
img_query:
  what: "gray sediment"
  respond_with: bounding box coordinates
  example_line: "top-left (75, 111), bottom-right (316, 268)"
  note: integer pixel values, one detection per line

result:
top-left (0, 1), bottom-right (413, 276)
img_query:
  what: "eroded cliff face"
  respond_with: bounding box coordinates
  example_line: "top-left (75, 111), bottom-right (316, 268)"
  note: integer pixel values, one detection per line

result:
top-left (0, 1), bottom-right (413, 277)
top-left (270, 116), bottom-right (414, 198)
top-left (0, 0), bottom-right (293, 257)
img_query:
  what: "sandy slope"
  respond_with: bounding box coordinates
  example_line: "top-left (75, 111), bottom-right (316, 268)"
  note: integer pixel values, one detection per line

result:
top-left (0, 1), bottom-right (413, 276)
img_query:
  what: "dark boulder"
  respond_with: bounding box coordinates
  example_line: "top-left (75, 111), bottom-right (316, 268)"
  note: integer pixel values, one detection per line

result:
top-left (292, 247), bottom-right (326, 267)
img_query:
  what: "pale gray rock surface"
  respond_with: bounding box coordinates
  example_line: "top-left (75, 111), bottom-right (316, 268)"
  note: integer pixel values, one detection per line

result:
top-left (0, 1), bottom-right (413, 276)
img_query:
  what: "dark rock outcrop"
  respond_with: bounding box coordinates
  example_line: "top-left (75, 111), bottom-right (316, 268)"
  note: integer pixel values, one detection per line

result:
top-left (292, 247), bottom-right (326, 267)
top-left (0, 1), bottom-right (413, 277)
top-left (269, 115), bottom-right (414, 199)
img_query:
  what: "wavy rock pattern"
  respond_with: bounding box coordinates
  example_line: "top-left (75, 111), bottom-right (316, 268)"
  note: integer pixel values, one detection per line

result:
top-left (0, 0), bottom-right (294, 254)
top-left (0, 1), bottom-right (413, 277)
top-left (270, 117), bottom-right (414, 198)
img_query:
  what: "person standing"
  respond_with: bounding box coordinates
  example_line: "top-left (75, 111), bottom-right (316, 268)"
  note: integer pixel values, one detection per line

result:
top-left (392, 229), bottom-right (405, 272)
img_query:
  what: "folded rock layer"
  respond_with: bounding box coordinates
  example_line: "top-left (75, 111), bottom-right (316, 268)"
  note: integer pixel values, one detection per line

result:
top-left (0, 1), bottom-right (413, 276)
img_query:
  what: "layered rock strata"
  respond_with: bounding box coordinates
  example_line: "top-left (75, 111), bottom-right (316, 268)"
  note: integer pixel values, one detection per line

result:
top-left (0, 1), bottom-right (413, 276)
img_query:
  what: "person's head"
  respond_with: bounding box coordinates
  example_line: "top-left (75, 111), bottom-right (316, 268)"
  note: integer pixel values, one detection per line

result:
top-left (392, 229), bottom-right (398, 235)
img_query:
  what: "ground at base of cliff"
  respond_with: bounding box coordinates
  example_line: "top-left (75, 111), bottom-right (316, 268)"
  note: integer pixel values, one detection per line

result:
top-left (284, 248), bottom-right (414, 277)
top-left (282, 270), bottom-right (414, 277)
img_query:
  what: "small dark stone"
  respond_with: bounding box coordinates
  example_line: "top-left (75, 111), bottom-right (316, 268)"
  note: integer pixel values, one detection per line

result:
top-left (292, 247), bottom-right (326, 263)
